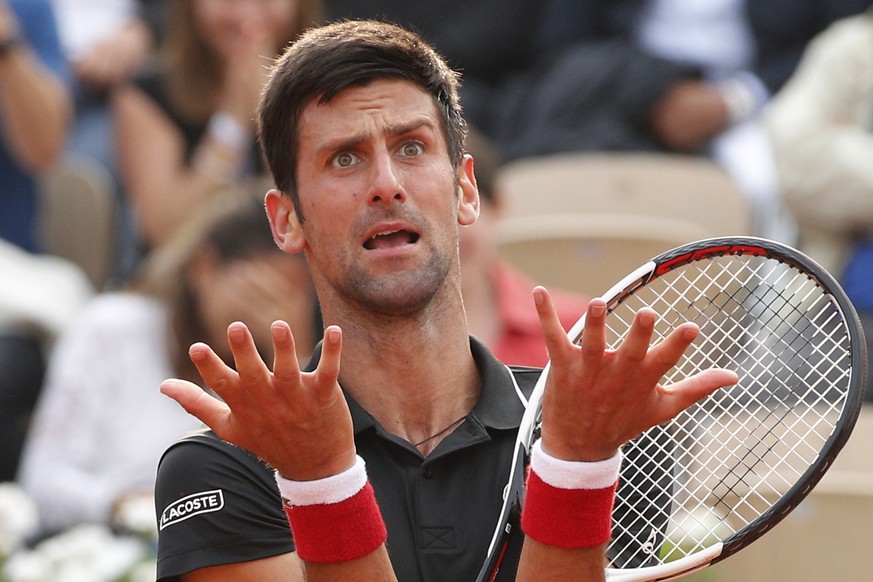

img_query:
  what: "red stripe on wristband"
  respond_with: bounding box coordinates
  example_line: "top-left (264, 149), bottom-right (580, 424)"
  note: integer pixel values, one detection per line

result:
top-left (521, 468), bottom-right (617, 548)
top-left (284, 480), bottom-right (387, 563)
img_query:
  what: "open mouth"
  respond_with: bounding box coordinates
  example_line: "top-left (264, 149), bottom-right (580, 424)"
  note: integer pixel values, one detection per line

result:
top-left (363, 229), bottom-right (421, 250)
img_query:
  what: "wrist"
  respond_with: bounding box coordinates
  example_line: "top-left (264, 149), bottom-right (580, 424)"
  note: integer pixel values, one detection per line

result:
top-left (715, 71), bottom-right (769, 124)
top-left (276, 456), bottom-right (366, 506)
top-left (531, 440), bottom-right (622, 488)
top-left (275, 455), bottom-right (388, 563)
top-left (192, 112), bottom-right (252, 182)
top-left (274, 448), bottom-right (359, 482)
top-left (207, 111), bottom-right (250, 152)
top-left (521, 440), bottom-right (622, 549)
top-left (539, 431), bottom-right (619, 463)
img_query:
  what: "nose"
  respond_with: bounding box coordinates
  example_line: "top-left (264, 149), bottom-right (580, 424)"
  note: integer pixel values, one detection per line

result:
top-left (367, 150), bottom-right (406, 207)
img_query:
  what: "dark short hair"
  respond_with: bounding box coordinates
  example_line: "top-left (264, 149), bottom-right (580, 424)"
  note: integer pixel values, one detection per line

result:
top-left (258, 19), bottom-right (467, 218)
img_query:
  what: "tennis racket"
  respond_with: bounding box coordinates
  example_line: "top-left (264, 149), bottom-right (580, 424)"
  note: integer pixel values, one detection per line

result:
top-left (478, 236), bottom-right (867, 581)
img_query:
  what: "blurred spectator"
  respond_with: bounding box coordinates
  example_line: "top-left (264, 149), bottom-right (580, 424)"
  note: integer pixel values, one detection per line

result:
top-left (112, 0), bottom-right (322, 264)
top-left (0, 0), bottom-right (71, 253)
top-left (633, 0), bottom-right (870, 240)
top-left (324, 0), bottom-right (702, 163)
top-left (51, 0), bottom-right (169, 283)
top-left (52, 0), bottom-right (166, 177)
top-left (325, 1), bottom-right (868, 244)
top-left (0, 333), bottom-right (44, 483)
top-left (0, 0), bottom-right (80, 482)
top-left (748, 0), bottom-right (871, 95)
top-left (0, 240), bottom-right (94, 482)
top-left (324, 0), bottom-right (777, 236)
top-left (765, 7), bottom-right (873, 397)
top-left (461, 129), bottom-right (588, 367)
top-left (17, 193), bottom-right (321, 535)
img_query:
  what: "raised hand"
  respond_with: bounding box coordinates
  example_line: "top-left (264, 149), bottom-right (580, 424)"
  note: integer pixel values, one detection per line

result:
top-left (216, 12), bottom-right (275, 127)
top-left (160, 321), bottom-right (357, 480)
top-left (533, 287), bottom-right (739, 462)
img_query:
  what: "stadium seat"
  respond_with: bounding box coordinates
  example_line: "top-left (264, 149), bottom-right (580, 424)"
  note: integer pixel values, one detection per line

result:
top-left (37, 158), bottom-right (117, 290)
top-left (493, 152), bottom-right (753, 297)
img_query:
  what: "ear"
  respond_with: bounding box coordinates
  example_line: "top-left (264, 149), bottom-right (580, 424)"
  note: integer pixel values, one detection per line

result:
top-left (265, 189), bottom-right (305, 254)
top-left (456, 154), bottom-right (480, 227)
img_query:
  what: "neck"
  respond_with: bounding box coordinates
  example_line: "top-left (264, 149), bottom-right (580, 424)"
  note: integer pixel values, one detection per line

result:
top-left (319, 284), bottom-right (481, 455)
top-left (461, 263), bottom-right (501, 348)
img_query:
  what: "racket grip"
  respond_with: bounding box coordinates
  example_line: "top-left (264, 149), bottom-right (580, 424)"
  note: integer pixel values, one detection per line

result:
top-left (521, 441), bottom-right (621, 548)
top-left (276, 456), bottom-right (388, 563)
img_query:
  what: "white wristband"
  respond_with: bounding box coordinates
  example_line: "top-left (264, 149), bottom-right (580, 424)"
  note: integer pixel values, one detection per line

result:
top-left (275, 456), bottom-right (367, 507)
top-left (530, 440), bottom-right (622, 490)
top-left (207, 112), bottom-right (250, 153)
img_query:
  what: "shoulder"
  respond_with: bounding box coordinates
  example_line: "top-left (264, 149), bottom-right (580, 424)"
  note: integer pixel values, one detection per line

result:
top-left (9, 0), bottom-right (68, 75)
top-left (155, 429), bottom-right (293, 578)
top-left (129, 60), bottom-right (175, 108)
top-left (123, 60), bottom-right (177, 120)
top-left (156, 429), bottom-right (277, 498)
top-left (8, 0), bottom-right (53, 24)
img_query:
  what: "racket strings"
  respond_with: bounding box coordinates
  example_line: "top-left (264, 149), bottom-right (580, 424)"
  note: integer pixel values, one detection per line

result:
top-left (603, 255), bottom-right (854, 569)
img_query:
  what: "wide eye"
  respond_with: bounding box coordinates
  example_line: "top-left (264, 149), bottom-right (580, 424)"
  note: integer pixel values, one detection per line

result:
top-left (332, 151), bottom-right (359, 168)
top-left (399, 142), bottom-right (423, 157)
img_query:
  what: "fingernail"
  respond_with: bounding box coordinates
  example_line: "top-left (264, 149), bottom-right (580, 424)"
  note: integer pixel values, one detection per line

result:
top-left (639, 311), bottom-right (656, 327)
top-left (325, 326), bottom-right (341, 343)
top-left (228, 323), bottom-right (247, 344)
top-left (682, 325), bottom-right (699, 341)
top-left (272, 321), bottom-right (289, 340)
top-left (189, 343), bottom-right (208, 361)
top-left (590, 302), bottom-right (606, 318)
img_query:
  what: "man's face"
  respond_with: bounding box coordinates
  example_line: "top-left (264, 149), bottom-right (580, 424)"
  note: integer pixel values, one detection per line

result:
top-left (272, 78), bottom-right (478, 316)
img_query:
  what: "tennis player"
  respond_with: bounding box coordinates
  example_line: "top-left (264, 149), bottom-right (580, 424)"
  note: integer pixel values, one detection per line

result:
top-left (155, 19), bottom-right (737, 582)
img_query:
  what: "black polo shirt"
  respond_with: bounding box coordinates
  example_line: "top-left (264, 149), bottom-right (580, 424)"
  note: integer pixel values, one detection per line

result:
top-left (155, 338), bottom-right (539, 582)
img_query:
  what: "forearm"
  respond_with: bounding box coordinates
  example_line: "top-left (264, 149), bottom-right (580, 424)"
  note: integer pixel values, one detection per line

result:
top-left (303, 547), bottom-right (398, 582)
top-left (0, 45), bottom-right (71, 170)
top-left (517, 539), bottom-right (606, 581)
top-left (133, 146), bottom-right (243, 247)
top-left (125, 116), bottom-right (254, 247)
top-left (513, 434), bottom-right (621, 581)
top-left (271, 456), bottom-right (398, 581)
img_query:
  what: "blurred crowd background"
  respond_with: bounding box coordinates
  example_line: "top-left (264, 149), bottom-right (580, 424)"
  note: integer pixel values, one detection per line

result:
top-left (2, 0), bottom-right (873, 580)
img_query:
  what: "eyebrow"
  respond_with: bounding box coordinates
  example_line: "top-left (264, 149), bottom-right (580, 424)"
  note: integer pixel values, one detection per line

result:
top-left (317, 119), bottom-right (438, 158)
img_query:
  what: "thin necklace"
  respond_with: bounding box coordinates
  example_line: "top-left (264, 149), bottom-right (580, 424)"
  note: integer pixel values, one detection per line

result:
top-left (413, 415), bottom-right (467, 448)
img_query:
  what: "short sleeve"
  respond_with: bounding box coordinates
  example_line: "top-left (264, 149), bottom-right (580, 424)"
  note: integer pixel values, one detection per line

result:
top-left (154, 431), bottom-right (294, 580)
top-left (14, 0), bottom-right (70, 82)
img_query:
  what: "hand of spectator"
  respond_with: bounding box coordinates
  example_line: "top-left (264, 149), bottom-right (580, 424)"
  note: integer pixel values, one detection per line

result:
top-left (533, 288), bottom-right (737, 462)
top-left (216, 14), bottom-right (275, 129)
top-left (649, 80), bottom-right (731, 152)
top-left (73, 19), bottom-right (154, 91)
top-left (160, 321), bottom-right (357, 481)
